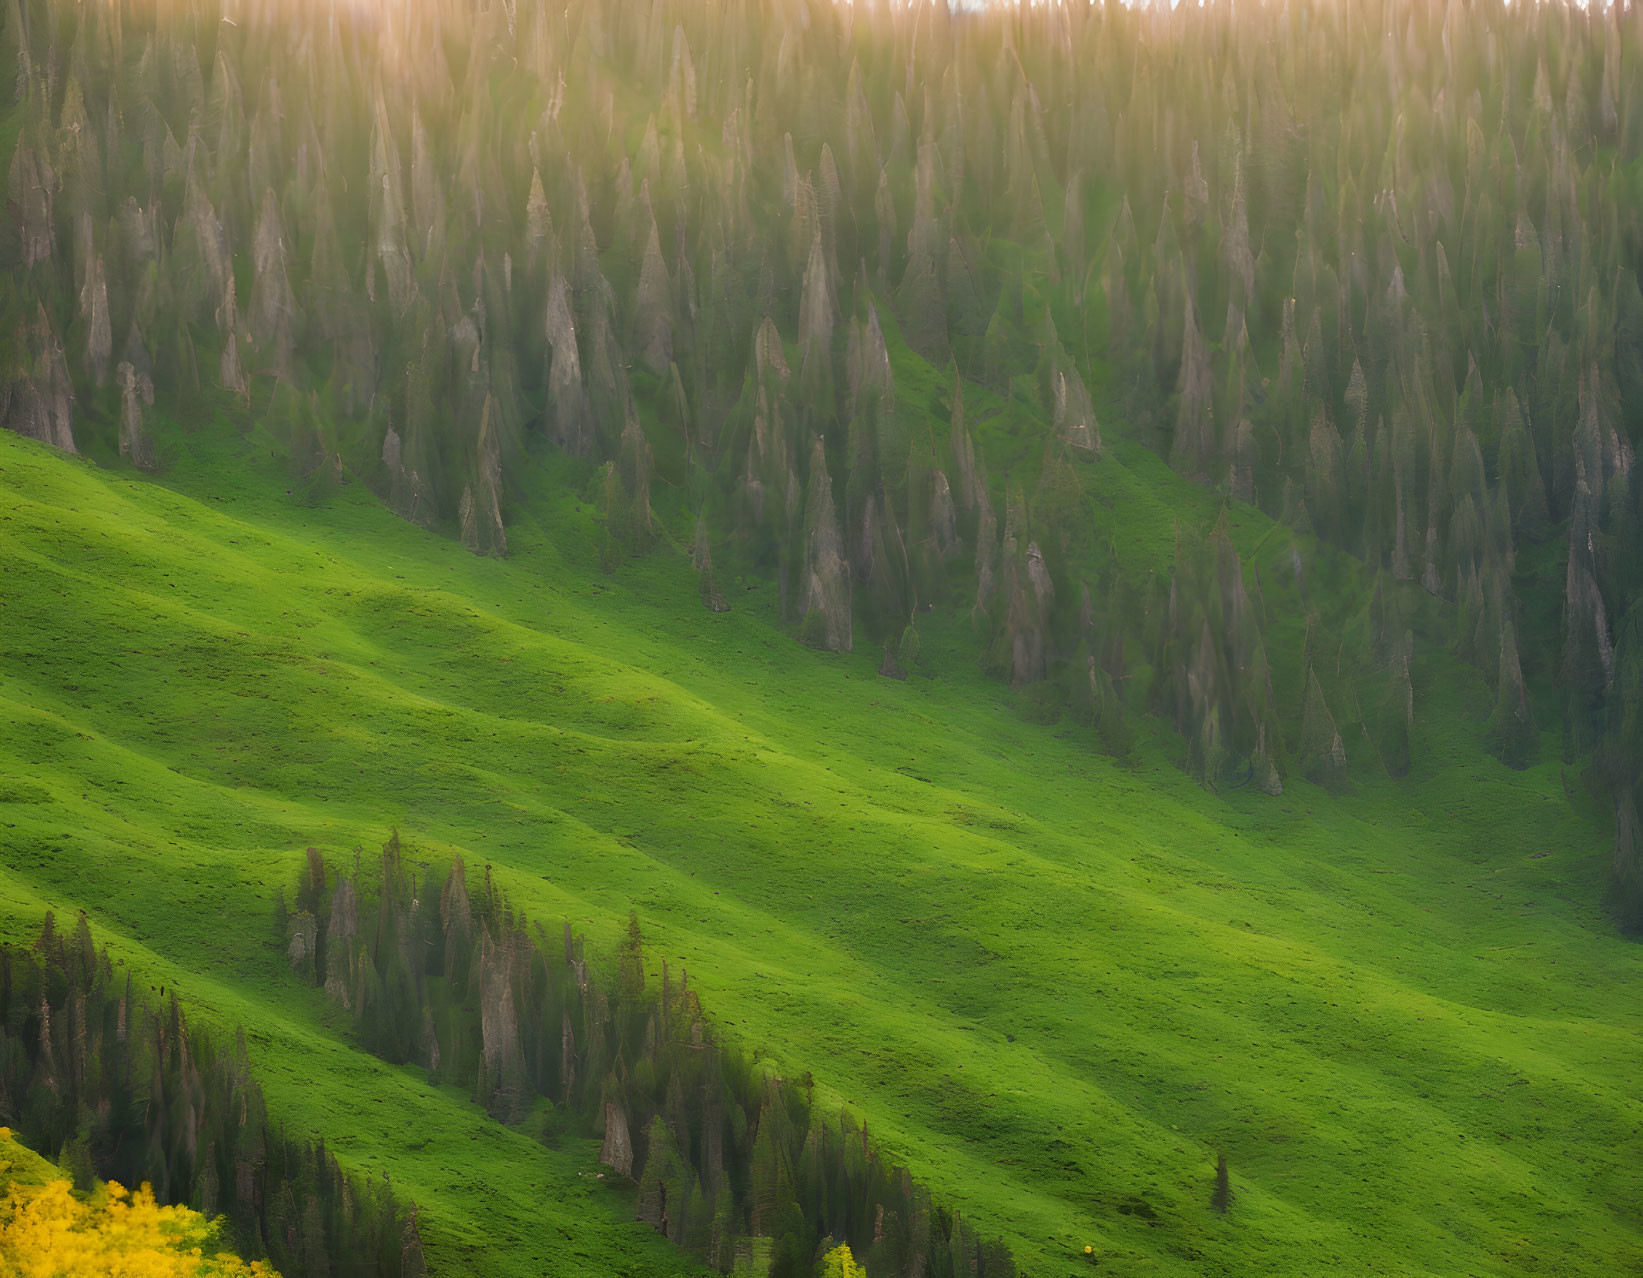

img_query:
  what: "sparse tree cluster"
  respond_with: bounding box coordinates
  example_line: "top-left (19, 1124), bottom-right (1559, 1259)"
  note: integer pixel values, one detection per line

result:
top-left (0, 912), bottom-right (424, 1278)
top-left (287, 839), bottom-right (1017, 1278)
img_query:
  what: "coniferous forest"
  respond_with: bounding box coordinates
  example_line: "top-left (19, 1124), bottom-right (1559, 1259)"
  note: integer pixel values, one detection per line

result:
top-left (7, 0), bottom-right (1643, 913)
top-left (3, 0), bottom-right (1642, 1274)
top-left (0, 912), bottom-right (426, 1276)
top-left (283, 838), bottom-right (1017, 1277)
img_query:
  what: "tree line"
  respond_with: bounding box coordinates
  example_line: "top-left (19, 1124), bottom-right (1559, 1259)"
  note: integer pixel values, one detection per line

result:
top-left (0, 910), bottom-right (426, 1278)
top-left (283, 834), bottom-right (1019, 1278)
top-left (4, 0), bottom-right (1641, 921)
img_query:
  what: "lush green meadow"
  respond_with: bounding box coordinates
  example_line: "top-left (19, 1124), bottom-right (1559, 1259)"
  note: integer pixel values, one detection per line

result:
top-left (2, 425), bottom-right (1639, 1277)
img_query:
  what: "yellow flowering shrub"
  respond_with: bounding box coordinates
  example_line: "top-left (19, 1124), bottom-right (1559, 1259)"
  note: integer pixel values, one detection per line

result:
top-left (815, 1242), bottom-right (865, 1278)
top-left (0, 1129), bottom-right (280, 1278)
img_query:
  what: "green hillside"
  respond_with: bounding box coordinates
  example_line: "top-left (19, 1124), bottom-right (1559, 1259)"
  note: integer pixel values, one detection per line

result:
top-left (4, 425), bottom-right (1639, 1276)
top-left (0, 1122), bottom-right (64, 1192)
top-left (5, 0), bottom-right (1643, 1269)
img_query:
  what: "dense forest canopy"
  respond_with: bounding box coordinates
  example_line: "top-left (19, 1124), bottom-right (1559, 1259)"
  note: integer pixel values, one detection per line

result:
top-left (4, 0), bottom-right (1642, 920)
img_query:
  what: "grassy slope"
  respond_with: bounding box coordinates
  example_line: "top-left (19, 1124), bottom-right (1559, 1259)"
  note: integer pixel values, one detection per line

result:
top-left (1, 425), bottom-right (1639, 1278)
top-left (0, 1122), bottom-right (64, 1191)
